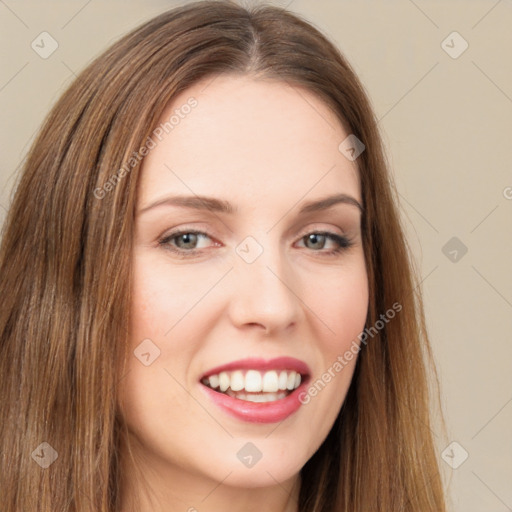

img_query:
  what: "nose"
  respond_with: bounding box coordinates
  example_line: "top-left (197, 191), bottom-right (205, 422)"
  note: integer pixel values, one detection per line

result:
top-left (228, 241), bottom-right (302, 335)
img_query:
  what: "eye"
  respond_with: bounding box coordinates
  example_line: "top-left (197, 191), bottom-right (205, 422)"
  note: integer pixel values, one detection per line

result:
top-left (158, 229), bottom-right (354, 258)
top-left (159, 230), bottom-right (215, 255)
top-left (296, 232), bottom-right (354, 256)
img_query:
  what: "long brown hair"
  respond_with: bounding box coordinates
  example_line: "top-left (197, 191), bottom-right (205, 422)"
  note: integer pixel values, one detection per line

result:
top-left (0, 1), bottom-right (447, 510)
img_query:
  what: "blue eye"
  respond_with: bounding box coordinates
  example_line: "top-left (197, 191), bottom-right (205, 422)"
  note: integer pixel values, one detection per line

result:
top-left (158, 230), bottom-right (354, 258)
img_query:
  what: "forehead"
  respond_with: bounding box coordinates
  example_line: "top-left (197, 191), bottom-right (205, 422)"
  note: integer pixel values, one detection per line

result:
top-left (138, 75), bottom-right (361, 208)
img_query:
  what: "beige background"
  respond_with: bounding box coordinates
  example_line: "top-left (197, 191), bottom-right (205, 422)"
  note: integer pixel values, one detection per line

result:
top-left (1, 1), bottom-right (511, 510)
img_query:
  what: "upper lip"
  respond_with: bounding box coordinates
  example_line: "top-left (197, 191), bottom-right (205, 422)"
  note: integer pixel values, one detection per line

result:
top-left (200, 357), bottom-right (311, 380)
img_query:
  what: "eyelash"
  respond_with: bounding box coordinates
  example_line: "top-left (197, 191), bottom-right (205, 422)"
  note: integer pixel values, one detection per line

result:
top-left (158, 228), bottom-right (354, 258)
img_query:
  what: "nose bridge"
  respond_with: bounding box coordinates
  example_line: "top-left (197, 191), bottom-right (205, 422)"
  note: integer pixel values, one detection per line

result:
top-left (230, 233), bottom-right (300, 331)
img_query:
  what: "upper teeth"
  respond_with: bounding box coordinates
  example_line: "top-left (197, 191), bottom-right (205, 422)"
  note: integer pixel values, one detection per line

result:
top-left (202, 369), bottom-right (302, 393)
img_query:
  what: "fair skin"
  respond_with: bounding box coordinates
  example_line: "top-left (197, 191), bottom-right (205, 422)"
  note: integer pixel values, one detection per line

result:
top-left (117, 74), bottom-right (369, 512)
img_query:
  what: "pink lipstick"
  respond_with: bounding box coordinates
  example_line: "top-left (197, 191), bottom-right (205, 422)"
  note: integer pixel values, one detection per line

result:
top-left (199, 357), bottom-right (311, 424)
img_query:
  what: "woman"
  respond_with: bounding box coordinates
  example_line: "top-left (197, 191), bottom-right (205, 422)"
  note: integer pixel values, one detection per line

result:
top-left (0, 1), bottom-right (447, 511)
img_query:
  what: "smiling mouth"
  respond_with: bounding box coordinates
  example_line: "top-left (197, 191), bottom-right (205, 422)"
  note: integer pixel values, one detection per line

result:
top-left (201, 368), bottom-right (305, 403)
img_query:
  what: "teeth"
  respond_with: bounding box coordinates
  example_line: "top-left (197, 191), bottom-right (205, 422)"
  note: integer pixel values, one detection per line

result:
top-left (286, 371), bottom-right (296, 390)
top-left (209, 374), bottom-right (220, 389)
top-left (230, 370), bottom-right (245, 391)
top-left (262, 370), bottom-right (279, 392)
top-left (202, 369), bottom-right (303, 394)
top-left (245, 370), bottom-right (262, 392)
top-left (278, 371), bottom-right (288, 390)
top-left (219, 372), bottom-right (229, 392)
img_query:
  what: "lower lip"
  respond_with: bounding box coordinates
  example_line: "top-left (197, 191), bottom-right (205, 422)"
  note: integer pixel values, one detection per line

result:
top-left (199, 378), bottom-right (310, 424)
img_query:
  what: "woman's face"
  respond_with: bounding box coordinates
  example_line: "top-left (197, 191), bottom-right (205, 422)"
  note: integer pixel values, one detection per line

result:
top-left (118, 75), bottom-right (368, 492)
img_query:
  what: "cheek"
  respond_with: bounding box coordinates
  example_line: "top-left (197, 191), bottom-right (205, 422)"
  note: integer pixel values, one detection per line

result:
top-left (310, 258), bottom-right (369, 349)
top-left (297, 259), bottom-right (367, 430)
top-left (129, 253), bottom-right (200, 342)
top-left (119, 265), bottom-right (204, 453)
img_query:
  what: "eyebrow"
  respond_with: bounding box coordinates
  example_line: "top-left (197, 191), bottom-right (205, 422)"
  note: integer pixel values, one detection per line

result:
top-left (138, 193), bottom-right (363, 216)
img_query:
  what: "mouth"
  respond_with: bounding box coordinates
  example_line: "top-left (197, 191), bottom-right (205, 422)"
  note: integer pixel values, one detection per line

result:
top-left (201, 369), bottom-right (306, 403)
top-left (199, 357), bottom-right (311, 404)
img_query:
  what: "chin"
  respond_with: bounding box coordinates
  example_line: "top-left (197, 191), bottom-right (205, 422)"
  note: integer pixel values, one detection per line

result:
top-left (217, 463), bottom-right (301, 488)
